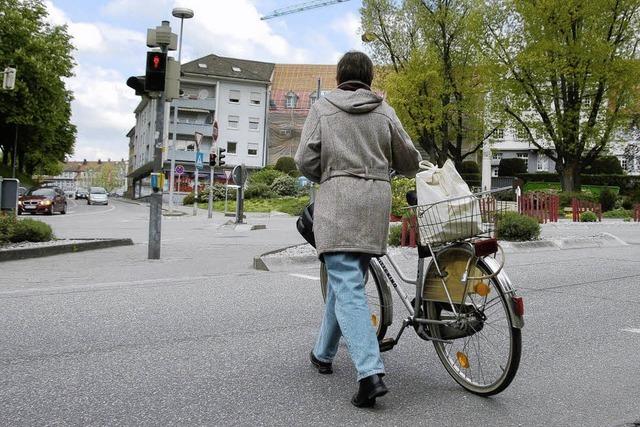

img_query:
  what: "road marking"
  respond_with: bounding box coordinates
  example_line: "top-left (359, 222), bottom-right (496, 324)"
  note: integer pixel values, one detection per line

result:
top-left (621, 328), bottom-right (640, 334)
top-left (289, 273), bottom-right (320, 281)
top-left (68, 204), bottom-right (116, 217)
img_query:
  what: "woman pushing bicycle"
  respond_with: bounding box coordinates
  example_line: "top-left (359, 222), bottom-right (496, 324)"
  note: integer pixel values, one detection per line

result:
top-left (295, 50), bottom-right (422, 408)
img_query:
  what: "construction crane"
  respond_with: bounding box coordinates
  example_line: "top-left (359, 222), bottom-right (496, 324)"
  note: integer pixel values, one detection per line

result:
top-left (261, 0), bottom-right (352, 20)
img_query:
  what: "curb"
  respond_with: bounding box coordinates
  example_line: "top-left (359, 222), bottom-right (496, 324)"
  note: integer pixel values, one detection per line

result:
top-left (0, 238), bottom-right (134, 262)
top-left (253, 244), bottom-right (316, 271)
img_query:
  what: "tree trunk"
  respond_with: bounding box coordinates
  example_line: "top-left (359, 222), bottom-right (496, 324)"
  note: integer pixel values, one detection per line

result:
top-left (559, 162), bottom-right (581, 192)
top-left (1, 147), bottom-right (6, 167)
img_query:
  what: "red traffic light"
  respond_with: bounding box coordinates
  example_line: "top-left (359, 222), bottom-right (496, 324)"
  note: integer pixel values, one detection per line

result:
top-left (153, 55), bottom-right (161, 69)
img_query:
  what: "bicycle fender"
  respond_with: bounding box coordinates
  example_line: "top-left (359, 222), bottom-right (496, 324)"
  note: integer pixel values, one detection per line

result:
top-left (480, 256), bottom-right (525, 329)
top-left (370, 258), bottom-right (394, 329)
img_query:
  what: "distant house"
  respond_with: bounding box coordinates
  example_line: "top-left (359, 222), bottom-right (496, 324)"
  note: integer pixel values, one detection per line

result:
top-left (37, 159), bottom-right (128, 194)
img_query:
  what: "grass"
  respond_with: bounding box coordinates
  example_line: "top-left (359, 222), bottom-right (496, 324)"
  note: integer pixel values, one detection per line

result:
top-left (198, 196), bottom-right (310, 216)
top-left (523, 182), bottom-right (620, 196)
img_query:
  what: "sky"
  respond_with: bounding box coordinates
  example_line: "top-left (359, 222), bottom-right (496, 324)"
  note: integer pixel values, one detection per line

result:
top-left (44, 0), bottom-right (366, 162)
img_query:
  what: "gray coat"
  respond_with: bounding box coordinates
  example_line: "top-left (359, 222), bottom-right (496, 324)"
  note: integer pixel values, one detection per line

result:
top-left (295, 88), bottom-right (422, 257)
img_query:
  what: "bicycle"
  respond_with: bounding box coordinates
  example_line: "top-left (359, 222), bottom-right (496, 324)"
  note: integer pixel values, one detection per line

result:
top-left (319, 186), bottom-right (524, 396)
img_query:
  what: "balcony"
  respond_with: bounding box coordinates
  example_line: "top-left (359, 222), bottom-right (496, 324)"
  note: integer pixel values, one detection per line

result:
top-left (172, 97), bottom-right (215, 111)
top-left (170, 122), bottom-right (214, 137)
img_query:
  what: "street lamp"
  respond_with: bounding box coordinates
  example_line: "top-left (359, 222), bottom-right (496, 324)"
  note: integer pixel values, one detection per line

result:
top-left (168, 7), bottom-right (194, 214)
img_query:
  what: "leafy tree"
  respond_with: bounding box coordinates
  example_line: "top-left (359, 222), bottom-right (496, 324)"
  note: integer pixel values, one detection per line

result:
top-left (0, 0), bottom-right (76, 175)
top-left (583, 155), bottom-right (623, 175)
top-left (274, 156), bottom-right (297, 175)
top-left (482, 0), bottom-right (640, 191)
top-left (361, 0), bottom-right (494, 167)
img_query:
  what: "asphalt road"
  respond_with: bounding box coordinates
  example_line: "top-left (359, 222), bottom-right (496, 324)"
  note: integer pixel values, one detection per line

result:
top-left (1, 200), bottom-right (639, 426)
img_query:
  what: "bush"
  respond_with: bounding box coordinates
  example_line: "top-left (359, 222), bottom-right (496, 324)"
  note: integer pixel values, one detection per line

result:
top-left (498, 158), bottom-right (527, 176)
top-left (274, 157), bottom-right (297, 175)
top-left (459, 161), bottom-right (480, 174)
top-left (0, 214), bottom-right (17, 243)
top-left (388, 224), bottom-right (402, 246)
top-left (460, 173), bottom-right (481, 188)
top-left (270, 175), bottom-right (297, 196)
top-left (249, 168), bottom-right (285, 187)
top-left (580, 211), bottom-right (598, 222)
top-left (496, 212), bottom-right (541, 241)
top-left (517, 173), bottom-right (640, 195)
top-left (245, 183), bottom-right (275, 199)
top-left (558, 191), bottom-right (599, 208)
top-left (584, 156), bottom-right (623, 175)
top-left (391, 177), bottom-right (415, 218)
top-left (602, 208), bottom-right (632, 219)
top-left (599, 188), bottom-right (617, 212)
top-left (182, 192), bottom-right (195, 205)
top-left (11, 219), bottom-right (53, 242)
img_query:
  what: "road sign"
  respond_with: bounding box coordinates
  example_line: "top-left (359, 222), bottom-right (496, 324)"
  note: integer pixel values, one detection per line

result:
top-left (175, 165), bottom-right (184, 175)
top-left (213, 121), bottom-right (219, 142)
top-left (232, 164), bottom-right (247, 186)
top-left (224, 170), bottom-right (232, 181)
top-left (196, 152), bottom-right (204, 170)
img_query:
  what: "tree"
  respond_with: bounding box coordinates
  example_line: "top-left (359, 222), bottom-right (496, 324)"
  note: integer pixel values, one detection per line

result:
top-left (0, 0), bottom-right (76, 175)
top-left (361, 0), bottom-right (493, 167)
top-left (583, 155), bottom-right (623, 174)
top-left (482, 0), bottom-right (640, 191)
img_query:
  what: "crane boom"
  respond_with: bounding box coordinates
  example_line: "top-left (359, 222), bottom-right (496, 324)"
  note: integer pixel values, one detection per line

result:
top-left (261, 0), bottom-right (352, 20)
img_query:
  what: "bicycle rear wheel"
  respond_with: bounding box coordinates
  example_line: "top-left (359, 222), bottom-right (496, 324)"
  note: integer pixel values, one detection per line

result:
top-left (320, 261), bottom-right (388, 341)
top-left (425, 250), bottom-right (521, 396)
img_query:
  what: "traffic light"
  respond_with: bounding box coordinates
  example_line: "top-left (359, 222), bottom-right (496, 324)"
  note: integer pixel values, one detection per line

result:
top-left (209, 152), bottom-right (217, 167)
top-left (145, 51), bottom-right (167, 92)
top-left (217, 147), bottom-right (226, 167)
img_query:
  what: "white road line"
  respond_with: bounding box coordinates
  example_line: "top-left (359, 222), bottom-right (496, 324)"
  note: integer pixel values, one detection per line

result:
top-left (289, 273), bottom-right (320, 281)
top-left (621, 328), bottom-right (640, 334)
top-left (68, 204), bottom-right (116, 217)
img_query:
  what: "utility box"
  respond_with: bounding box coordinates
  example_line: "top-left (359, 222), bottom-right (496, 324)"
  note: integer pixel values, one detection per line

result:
top-left (0, 177), bottom-right (20, 213)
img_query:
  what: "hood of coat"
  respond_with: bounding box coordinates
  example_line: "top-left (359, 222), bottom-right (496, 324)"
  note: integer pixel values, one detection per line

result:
top-left (324, 88), bottom-right (383, 114)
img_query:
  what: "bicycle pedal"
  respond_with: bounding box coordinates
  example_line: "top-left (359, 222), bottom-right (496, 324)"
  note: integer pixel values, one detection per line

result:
top-left (379, 338), bottom-right (396, 352)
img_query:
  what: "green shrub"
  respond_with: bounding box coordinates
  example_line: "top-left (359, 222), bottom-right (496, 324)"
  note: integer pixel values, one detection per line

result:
top-left (391, 177), bottom-right (415, 218)
top-left (460, 173), bottom-right (481, 188)
top-left (249, 168), bottom-right (285, 187)
top-left (498, 158), bottom-right (527, 176)
top-left (584, 156), bottom-right (623, 175)
top-left (599, 188), bottom-right (617, 212)
top-left (245, 183), bottom-right (275, 199)
top-left (622, 197), bottom-right (633, 210)
top-left (558, 191), bottom-right (599, 208)
top-left (602, 208), bottom-right (632, 219)
top-left (580, 211), bottom-right (598, 222)
top-left (274, 156), bottom-right (297, 175)
top-left (270, 175), bottom-right (297, 196)
top-left (182, 193), bottom-right (195, 205)
top-left (9, 218), bottom-right (53, 243)
top-left (0, 214), bottom-right (17, 243)
top-left (388, 224), bottom-right (402, 246)
top-left (496, 212), bottom-right (541, 241)
top-left (459, 161), bottom-right (480, 174)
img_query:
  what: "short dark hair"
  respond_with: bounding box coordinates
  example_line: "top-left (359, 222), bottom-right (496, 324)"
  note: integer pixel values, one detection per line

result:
top-left (336, 51), bottom-right (374, 86)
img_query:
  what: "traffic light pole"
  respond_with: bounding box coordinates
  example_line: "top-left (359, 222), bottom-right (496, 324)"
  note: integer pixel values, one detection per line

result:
top-left (149, 89), bottom-right (165, 259)
top-left (208, 166), bottom-right (214, 218)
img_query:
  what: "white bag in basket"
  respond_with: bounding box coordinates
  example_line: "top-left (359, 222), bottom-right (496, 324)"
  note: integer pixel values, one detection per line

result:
top-left (415, 159), bottom-right (483, 245)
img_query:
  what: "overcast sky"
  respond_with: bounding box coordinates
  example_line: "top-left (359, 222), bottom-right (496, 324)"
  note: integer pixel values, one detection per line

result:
top-left (45, 0), bottom-right (365, 162)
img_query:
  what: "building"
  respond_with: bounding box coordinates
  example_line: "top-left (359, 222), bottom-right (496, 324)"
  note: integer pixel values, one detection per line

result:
top-left (38, 159), bottom-right (128, 195)
top-left (127, 54), bottom-right (274, 199)
top-left (268, 64), bottom-right (336, 164)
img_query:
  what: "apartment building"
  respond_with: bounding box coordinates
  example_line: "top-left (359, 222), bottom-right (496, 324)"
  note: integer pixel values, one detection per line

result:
top-left (127, 54), bottom-right (274, 198)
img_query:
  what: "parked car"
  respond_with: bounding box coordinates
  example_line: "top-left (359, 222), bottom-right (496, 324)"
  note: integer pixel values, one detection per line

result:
top-left (75, 187), bottom-right (89, 199)
top-left (87, 187), bottom-right (108, 205)
top-left (18, 187), bottom-right (67, 215)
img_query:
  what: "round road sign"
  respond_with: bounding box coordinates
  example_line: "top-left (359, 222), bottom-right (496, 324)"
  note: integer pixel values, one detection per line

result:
top-left (175, 165), bottom-right (184, 175)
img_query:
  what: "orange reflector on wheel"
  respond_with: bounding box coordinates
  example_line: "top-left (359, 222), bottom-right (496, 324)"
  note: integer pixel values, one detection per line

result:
top-left (475, 282), bottom-right (491, 297)
top-left (456, 352), bottom-right (470, 369)
top-left (371, 314), bottom-right (378, 327)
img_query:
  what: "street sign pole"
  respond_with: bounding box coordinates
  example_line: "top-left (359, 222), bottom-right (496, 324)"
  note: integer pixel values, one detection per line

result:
top-left (224, 170), bottom-right (231, 214)
top-left (207, 121), bottom-right (219, 220)
top-left (193, 132), bottom-right (203, 216)
top-left (233, 164), bottom-right (246, 224)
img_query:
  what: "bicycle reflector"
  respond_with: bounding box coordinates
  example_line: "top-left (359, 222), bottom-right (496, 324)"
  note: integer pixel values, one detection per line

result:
top-left (512, 296), bottom-right (525, 316)
top-left (456, 352), bottom-right (470, 369)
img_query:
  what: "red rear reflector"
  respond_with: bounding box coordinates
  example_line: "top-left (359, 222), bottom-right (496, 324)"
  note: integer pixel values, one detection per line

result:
top-left (512, 296), bottom-right (524, 316)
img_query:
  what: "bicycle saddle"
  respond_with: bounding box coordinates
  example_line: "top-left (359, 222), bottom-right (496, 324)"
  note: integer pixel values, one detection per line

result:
top-left (406, 190), bottom-right (417, 206)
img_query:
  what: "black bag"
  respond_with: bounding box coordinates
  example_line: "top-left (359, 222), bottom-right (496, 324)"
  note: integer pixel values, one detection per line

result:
top-left (296, 203), bottom-right (316, 248)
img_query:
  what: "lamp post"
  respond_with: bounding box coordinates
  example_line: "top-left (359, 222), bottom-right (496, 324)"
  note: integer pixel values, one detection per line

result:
top-left (168, 7), bottom-right (194, 214)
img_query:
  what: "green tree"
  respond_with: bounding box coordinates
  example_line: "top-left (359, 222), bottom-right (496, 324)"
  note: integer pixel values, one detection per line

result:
top-left (0, 0), bottom-right (76, 175)
top-left (482, 0), bottom-right (640, 191)
top-left (361, 0), bottom-right (494, 167)
top-left (95, 163), bottom-right (119, 192)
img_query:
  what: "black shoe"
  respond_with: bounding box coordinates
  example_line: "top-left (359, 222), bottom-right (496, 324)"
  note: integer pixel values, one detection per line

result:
top-left (310, 351), bottom-right (333, 374)
top-left (351, 374), bottom-right (388, 408)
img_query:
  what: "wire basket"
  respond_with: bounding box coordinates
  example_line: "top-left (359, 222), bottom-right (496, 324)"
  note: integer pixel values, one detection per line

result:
top-left (412, 187), bottom-right (515, 247)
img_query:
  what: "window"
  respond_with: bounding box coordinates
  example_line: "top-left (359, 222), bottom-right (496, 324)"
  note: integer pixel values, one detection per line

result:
top-left (621, 158), bottom-right (628, 170)
top-left (227, 142), bottom-right (237, 154)
top-left (228, 115), bottom-right (239, 129)
top-left (517, 152), bottom-right (529, 160)
top-left (250, 92), bottom-right (261, 105)
top-left (229, 89), bottom-right (240, 103)
top-left (537, 154), bottom-right (548, 171)
top-left (280, 128), bottom-right (292, 137)
top-left (248, 143), bottom-right (258, 156)
top-left (492, 152), bottom-right (503, 161)
top-left (494, 128), bottom-right (504, 139)
top-left (583, 97), bottom-right (592, 107)
top-left (516, 126), bottom-right (527, 140)
top-left (285, 91), bottom-right (298, 109)
top-left (205, 113), bottom-right (213, 124)
top-left (492, 167), bottom-right (499, 177)
top-left (249, 117), bottom-right (259, 131)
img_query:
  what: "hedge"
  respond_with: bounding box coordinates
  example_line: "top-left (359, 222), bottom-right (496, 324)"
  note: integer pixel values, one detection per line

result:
top-left (0, 215), bottom-right (53, 244)
top-left (517, 173), bottom-right (640, 195)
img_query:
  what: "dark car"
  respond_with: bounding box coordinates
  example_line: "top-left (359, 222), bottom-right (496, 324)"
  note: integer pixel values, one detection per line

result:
top-left (19, 187), bottom-right (67, 215)
top-left (75, 187), bottom-right (89, 199)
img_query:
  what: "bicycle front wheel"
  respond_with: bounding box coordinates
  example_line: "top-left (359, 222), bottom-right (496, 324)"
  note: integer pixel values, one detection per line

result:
top-left (320, 261), bottom-right (388, 341)
top-left (425, 251), bottom-right (521, 396)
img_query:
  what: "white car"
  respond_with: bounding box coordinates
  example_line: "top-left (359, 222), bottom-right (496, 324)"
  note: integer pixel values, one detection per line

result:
top-left (87, 187), bottom-right (108, 205)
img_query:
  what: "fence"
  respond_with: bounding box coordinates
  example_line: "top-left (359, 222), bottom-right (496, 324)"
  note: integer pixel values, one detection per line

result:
top-left (518, 192), bottom-right (560, 223)
top-left (400, 215), bottom-right (417, 247)
top-left (634, 204), bottom-right (640, 222)
top-left (572, 198), bottom-right (602, 222)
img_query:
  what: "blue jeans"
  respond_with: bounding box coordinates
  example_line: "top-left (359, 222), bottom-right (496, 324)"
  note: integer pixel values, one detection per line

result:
top-left (313, 252), bottom-right (385, 381)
